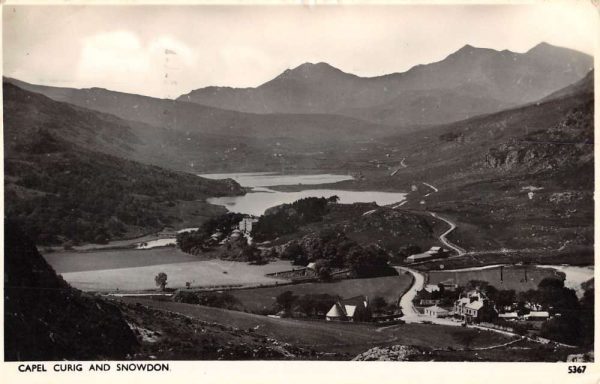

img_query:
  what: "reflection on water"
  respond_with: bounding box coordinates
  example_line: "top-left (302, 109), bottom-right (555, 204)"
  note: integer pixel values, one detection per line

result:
top-left (136, 238), bottom-right (176, 249)
top-left (201, 172), bottom-right (406, 216)
top-left (200, 172), bottom-right (353, 187)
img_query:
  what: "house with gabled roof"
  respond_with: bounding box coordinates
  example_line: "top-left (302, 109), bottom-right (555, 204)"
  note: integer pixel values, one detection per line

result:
top-left (453, 289), bottom-right (497, 323)
top-left (326, 295), bottom-right (371, 322)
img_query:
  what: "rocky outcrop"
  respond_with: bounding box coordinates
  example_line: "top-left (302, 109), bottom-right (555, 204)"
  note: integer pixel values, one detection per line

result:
top-left (353, 345), bottom-right (422, 361)
top-left (484, 102), bottom-right (593, 173)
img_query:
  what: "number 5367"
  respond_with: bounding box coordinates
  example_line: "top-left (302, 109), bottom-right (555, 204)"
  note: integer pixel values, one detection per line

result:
top-left (568, 366), bottom-right (586, 374)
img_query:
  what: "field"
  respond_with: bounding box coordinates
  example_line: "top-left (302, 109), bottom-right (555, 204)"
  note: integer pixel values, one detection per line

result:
top-left (44, 247), bottom-right (204, 273)
top-left (46, 247), bottom-right (298, 292)
top-left (115, 297), bottom-right (518, 358)
top-left (229, 271), bottom-right (413, 313)
top-left (425, 265), bottom-right (565, 291)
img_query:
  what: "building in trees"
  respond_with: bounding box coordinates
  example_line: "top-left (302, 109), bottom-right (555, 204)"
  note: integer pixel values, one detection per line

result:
top-left (453, 289), bottom-right (498, 323)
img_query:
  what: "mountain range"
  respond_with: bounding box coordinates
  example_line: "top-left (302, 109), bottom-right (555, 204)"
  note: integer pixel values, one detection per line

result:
top-left (178, 42), bottom-right (592, 125)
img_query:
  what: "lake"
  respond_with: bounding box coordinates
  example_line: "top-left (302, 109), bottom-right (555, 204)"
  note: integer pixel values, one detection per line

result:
top-left (200, 172), bottom-right (353, 187)
top-left (201, 172), bottom-right (407, 216)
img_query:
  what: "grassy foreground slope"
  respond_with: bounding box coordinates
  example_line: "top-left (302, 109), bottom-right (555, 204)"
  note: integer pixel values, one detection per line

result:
top-left (4, 224), bottom-right (138, 360)
top-left (115, 297), bottom-right (579, 361)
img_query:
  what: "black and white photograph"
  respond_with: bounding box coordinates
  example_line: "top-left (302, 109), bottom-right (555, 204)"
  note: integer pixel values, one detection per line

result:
top-left (2, 0), bottom-right (597, 374)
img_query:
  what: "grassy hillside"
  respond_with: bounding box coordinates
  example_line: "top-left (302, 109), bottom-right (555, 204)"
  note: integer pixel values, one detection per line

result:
top-left (4, 82), bottom-right (244, 245)
top-left (228, 274), bottom-right (413, 314)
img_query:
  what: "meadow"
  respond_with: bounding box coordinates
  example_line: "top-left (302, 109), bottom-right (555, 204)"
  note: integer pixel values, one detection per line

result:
top-left (425, 265), bottom-right (564, 291)
top-left (49, 247), bottom-right (293, 291)
top-left (229, 271), bottom-right (413, 313)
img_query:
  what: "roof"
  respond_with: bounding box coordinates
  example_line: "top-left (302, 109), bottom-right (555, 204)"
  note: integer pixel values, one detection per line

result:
top-left (407, 252), bottom-right (435, 261)
top-left (306, 262), bottom-right (317, 270)
top-left (499, 312), bottom-right (519, 318)
top-left (425, 305), bottom-right (449, 313)
top-left (456, 297), bottom-right (470, 306)
top-left (326, 303), bottom-right (345, 318)
top-left (465, 301), bottom-right (484, 310)
top-left (428, 246), bottom-right (442, 252)
top-left (344, 305), bottom-right (357, 317)
top-left (327, 296), bottom-right (368, 319)
top-left (526, 311), bottom-right (550, 318)
top-left (424, 284), bottom-right (440, 293)
top-left (341, 295), bottom-right (368, 308)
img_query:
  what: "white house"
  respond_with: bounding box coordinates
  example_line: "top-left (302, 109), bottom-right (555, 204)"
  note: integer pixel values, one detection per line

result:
top-left (424, 305), bottom-right (450, 318)
top-left (453, 289), bottom-right (497, 322)
top-left (238, 218), bottom-right (258, 235)
top-left (524, 311), bottom-right (550, 320)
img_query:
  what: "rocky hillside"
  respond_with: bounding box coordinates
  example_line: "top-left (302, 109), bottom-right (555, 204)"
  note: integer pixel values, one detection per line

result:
top-left (116, 301), bottom-right (318, 360)
top-left (485, 100), bottom-right (593, 173)
top-left (314, 71), bottom-right (594, 256)
top-left (4, 224), bottom-right (138, 360)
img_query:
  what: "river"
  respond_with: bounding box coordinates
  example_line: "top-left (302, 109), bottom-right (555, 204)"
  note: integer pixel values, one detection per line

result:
top-left (201, 172), bottom-right (407, 216)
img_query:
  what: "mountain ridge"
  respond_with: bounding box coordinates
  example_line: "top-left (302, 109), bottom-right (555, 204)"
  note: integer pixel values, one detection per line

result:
top-left (177, 42), bottom-right (592, 125)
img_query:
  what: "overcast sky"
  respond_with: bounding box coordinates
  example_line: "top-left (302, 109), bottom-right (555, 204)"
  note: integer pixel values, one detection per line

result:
top-left (3, 2), bottom-right (597, 98)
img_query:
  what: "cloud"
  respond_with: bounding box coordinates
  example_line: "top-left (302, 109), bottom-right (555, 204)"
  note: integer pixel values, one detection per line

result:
top-left (75, 31), bottom-right (196, 97)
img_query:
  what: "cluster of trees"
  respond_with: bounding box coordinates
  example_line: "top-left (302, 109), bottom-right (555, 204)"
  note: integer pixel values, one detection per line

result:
top-left (177, 212), bottom-right (245, 254)
top-left (471, 278), bottom-right (594, 346)
top-left (282, 229), bottom-right (395, 278)
top-left (275, 291), bottom-right (338, 318)
top-left (5, 147), bottom-right (240, 245)
top-left (370, 296), bottom-right (399, 315)
top-left (172, 290), bottom-right (242, 311)
top-left (252, 196), bottom-right (338, 241)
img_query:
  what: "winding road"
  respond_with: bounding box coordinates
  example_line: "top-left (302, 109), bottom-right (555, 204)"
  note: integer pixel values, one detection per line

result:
top-left (395, 266), bottom-right (463, 326)
top-left (428, 212), bottom-right (466, 256)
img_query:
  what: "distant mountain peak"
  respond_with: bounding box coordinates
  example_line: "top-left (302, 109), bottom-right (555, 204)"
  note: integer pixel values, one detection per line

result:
top-left (286, 61), bottom-right (344, 74)
top-left (271, 61), bottom-right (356, 84)
top-left (527, 41), bottom-right (554, 52)
top-left (458, 44), bottom-right (476, 51)
top-left (294, 61), bottom-right (333, 68)
top-left (448, 44), bottom-right (497, 59)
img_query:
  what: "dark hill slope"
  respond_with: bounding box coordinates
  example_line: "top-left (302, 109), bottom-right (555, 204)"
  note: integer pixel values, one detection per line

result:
top-left (4, 82), bottom-right (244, 244)
top-left (5, 77), bottom-right (397, 141)
top-left (5, 78), bottom-right (402, 172)
top-left (4, 224), bottom-right (137, 360)
top-left (179, 43), bottom-right (592, 125)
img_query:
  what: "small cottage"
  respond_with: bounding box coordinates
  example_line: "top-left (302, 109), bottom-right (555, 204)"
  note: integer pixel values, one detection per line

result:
top-left (424, 305), bottom-right (450, 318)
top-left (326, 296), bottom-right (371, 322)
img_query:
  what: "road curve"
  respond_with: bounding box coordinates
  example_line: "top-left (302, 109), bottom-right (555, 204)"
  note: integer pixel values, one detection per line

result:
top-left (429, 212), bottom-right (466, 256)
top-left (394, 267), bottom-right (424, 320)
